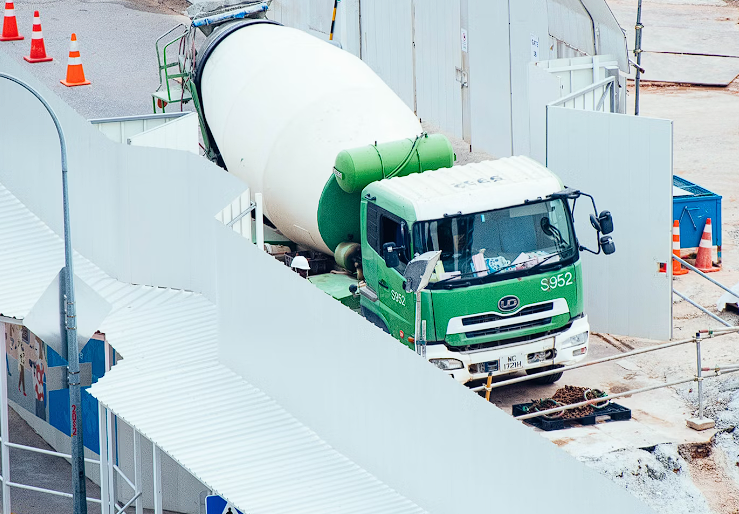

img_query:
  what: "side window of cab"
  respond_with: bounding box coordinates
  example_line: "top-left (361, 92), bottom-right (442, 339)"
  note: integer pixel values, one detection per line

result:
top-left (366, 203), bottom-right (410, 270)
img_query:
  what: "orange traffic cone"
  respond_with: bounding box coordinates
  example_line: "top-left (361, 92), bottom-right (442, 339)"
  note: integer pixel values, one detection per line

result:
top-left (695, 218), bottom-right (720, 273)
top-left (663, 220), bottom-right (688, 275)
top-left (0, 1), bottom-right (23, 41)
top-left (60, 33), bottom-right (90, 87)
top-left (23, 11), bottom-right (51, 63)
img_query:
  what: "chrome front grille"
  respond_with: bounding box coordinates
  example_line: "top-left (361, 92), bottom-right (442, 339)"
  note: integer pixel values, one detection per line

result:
top-left (462, 302), bottom-right (554, 326)
top-left (464, 317), bottom-right (552, 339)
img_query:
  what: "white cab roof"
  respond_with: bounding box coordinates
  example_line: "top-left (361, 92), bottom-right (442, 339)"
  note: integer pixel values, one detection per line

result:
top-left (373, 156), bottom-right (564, 221)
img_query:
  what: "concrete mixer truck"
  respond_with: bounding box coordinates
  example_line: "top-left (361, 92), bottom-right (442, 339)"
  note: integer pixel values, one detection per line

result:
top-left (154, 4), bottom-right (616, 386)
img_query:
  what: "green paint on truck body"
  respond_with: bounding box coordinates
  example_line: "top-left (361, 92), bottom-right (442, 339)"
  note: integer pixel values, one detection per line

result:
top-left (317, 134), bottom-right (455, 253)
top-left (358, 170), bottom-right (584, 352)
top-left (333, 134), bottom-right (454, 194)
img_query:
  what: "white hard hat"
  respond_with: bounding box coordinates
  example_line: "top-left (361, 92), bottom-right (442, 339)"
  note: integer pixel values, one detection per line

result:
top-left (290, 255), bottom-right (311, 271)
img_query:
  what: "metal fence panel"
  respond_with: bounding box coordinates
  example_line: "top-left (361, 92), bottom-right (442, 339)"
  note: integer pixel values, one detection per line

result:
top-left (413, 0), bottom-right (462, 137)
top-left (547, 107), bottom-right (673, 340)
top-left (468, 0), bottom-right (513, 157)
top-left (359, 0), bottom-right (415, 109)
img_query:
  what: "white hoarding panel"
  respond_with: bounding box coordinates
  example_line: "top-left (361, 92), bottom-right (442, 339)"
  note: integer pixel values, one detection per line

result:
top-left (0, 53), bottom-right (245, 303)
top-left (128, 112), bottom-right (199, 154)
top-left (414, 0), bottom-right (462, 137)
top-left (359, 0), bottom-right (414, 109)
top-left (509, 0), bottom-right (550, 156)
top-left (528, 63), bottom-right (562, 164)
top-left (547, 107), bottom-right (672, 340)
top-left (216, 228), bottom-right (655, 514)
top-left (468, 0), bottom-right (513, 157)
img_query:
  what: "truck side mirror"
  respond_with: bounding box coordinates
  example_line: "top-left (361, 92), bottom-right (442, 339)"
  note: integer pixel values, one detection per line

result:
top-left (598, 211), bottom-right (614, 235)
top-left (382, 242), bottom-right (400, 268)
top-left (600, 236), bottom-right (616, 255)
top-left (589, 214), bottom-right (601, 232)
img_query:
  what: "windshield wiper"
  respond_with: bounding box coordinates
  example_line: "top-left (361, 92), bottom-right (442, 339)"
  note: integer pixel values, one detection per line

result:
top-left (436, 259), bottom-right (525, 285)
top-left (526, 248), bottom-right (574, 274)
top-left (435, 269), bottom-right (485, 285)
top-left (433, 248), bottom-right (574, 287)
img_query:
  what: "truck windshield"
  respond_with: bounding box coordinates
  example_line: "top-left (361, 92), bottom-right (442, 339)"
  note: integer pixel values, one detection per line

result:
top-left (413, 199), bottom-right (576, 287)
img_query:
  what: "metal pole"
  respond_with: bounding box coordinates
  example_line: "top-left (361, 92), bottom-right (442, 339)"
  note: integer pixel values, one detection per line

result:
top-left (673, 255), bottom-right (738, 298)
top-left (634, 0), bottom-right (643, 115)
top-left (329, 0), bottom-right (339, 41)
top-left (516, 376), bottom-right (697, 420)
top-left (133, 431), bottom-right (142, 514)
top-left (255, 193), bottom-right (265, 252)
top-left (471, 332), bottom-right (732, 392)
top-left (98, 403), bottom-right (110, 514)
top-left (696, 337), bottom-right (704, 419)
top-left (0, 73), bottom-right (86, 514)
top-left (414, 291), bottom-right (422, 357)
top-left (0, 324), bottom-right (10, 514)
top-left (673, 289), bottom-right (732, 327)
top-left (153, 443), bottom-right (163, 514)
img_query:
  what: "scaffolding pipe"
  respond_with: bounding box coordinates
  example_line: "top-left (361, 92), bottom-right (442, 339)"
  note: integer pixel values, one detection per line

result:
top-left (5, 481), bottom-right (102, 504)
top-left (472, 336), bottom-right (700, 393)
top-left (673, 255), bottom-right (737, 298)
top-left (2, 442), bottom-right (100, 465)
top-left (634, 0), bottom-right (643, 115)
top-left (472, 328), bottom-right (739, 393)
top-left (115, 492), bottom-right (142, 514)
top-left (673, 289), bottom-right (732, 327)
top-left (515, 368), bottom-right (739, 420)
top-left (697, 339), bottom-right (704, 419)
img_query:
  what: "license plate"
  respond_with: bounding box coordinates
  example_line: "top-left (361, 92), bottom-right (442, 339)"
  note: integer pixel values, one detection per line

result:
top-left (502, 353), bottom-right (523, 371)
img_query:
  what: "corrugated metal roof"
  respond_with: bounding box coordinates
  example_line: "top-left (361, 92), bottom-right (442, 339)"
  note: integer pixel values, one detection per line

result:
top-left (372, 157), bottom-right (563, 220)
top-left (0, 181), bottom-right (426, 514)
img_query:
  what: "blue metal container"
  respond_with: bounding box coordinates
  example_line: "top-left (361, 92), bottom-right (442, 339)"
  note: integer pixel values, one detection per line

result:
top-left (673, 175), bottom-right (722, 257)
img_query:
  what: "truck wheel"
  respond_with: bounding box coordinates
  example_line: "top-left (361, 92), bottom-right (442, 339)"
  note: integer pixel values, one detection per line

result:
top-left (360, 306), bottom-right (389, 334)
top-left (526, 365), bottom-right (564, 384)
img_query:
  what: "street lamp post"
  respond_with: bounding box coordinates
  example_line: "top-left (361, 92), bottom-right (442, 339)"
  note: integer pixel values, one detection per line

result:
top-left (0, 73), bottom-right (87, 514)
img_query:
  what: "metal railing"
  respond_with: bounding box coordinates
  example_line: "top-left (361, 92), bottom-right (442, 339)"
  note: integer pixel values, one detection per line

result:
top-left (472, 327), bottom-right (739, 423)
top-left (549, 75), bottom-right (618, 113)
top-left (673, 254), bottom-right (737, 328)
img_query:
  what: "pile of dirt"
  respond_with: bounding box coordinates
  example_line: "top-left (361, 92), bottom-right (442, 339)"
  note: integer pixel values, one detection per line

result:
top-left (529, 385), bottom-right (609, 420)
top-left (583, 444), bottom-right (713, 514)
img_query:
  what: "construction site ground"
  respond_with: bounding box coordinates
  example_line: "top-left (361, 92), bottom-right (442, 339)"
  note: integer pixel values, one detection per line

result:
top-left (2, 0), bottom-right (739, 512)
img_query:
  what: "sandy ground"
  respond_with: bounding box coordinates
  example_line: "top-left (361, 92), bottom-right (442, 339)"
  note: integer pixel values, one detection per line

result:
top-left (4, 0), bottom-right (739, 511)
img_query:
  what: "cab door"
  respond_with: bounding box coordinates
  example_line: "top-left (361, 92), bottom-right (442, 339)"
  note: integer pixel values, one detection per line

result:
top-left (366, 203), bottom-right (416, 342)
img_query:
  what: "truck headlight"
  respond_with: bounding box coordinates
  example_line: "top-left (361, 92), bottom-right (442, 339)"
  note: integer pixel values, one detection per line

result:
top-left (429, 358), bottom-right (463, 371)
top-left (560, 331), bottom-right (589, 349)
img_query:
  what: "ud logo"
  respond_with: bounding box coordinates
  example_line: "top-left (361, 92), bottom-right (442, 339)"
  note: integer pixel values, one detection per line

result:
top-left (498, 295), bottom-right (519, 312)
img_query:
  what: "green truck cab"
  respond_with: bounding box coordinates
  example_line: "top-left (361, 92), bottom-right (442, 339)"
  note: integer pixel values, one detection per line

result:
top-left (355, 156), bottom-right (610, 386)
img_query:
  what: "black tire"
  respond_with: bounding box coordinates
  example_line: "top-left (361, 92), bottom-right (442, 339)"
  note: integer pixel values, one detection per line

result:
top-left (526, 365), bottom-right (564, 384)
top-left (360, 306), bottom-right (389, 333)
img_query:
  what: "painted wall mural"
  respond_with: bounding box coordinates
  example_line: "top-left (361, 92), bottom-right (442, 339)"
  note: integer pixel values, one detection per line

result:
top-left (2, 322), bottom-right (110, 454)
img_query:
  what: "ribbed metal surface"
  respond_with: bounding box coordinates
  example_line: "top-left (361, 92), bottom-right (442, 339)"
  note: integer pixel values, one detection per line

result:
top-left (93, 362), bottom-right (425, 514)
top-left (0, 181), bottom-right (425, 514)
top-left (0, 184), bottom-right (65, 318)
top-left (377, 156), bottom-right (562, 221)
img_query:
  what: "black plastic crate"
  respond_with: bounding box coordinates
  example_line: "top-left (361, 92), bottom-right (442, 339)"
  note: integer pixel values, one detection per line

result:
top-left (284, 250), bottom-right (334, 275)
top-left (512, 402), bottom-right (631, 431)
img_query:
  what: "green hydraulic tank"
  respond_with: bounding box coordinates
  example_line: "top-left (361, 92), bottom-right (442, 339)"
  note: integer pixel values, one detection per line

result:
top-left (333, 134), bottom-right (455, 194)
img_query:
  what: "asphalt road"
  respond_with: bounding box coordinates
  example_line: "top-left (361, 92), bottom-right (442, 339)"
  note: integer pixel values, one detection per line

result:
top-left (0, 0), bottom-right (188, 119)
top-left (2, 406), bottom-right (178, 514)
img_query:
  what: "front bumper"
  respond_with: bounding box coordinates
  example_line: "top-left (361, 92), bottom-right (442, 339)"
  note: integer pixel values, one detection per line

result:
top-left (426, 315), bottom-right (590, 385)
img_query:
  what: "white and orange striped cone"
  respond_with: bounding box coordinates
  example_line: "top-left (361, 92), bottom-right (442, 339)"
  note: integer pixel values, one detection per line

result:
top-left (60, 33), bottom-right (90, 87)
top-left (662, 220), bottom-right (688, 275)
top-left (23, 11), bottom-right (51, 63)
top-left (695, 218), bottom-right (720, 273)
top-left (0, 1), bottom-right (23, 41)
